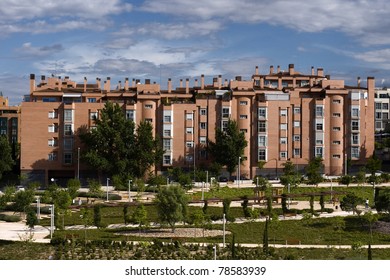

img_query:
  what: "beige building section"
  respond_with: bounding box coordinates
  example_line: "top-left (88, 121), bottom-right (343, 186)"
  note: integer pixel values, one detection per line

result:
top-left (20, 65), bottom-right (375, 185)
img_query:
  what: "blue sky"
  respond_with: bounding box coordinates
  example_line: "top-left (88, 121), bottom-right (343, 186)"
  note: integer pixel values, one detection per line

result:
top-left (2, 0), bottom-right (390, 105)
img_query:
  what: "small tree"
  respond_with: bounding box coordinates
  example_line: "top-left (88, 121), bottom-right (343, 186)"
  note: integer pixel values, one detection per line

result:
top-left (309, 195), bottom-right (315, 214)
top-left (0, 135), bottom-right (15, 181)
top-left (87, 179), bottom-right (103, 198)
top-left (339, 175), bottom-right (353, 187)
top-left (366, 154), bottom-right (382, 176)
top-left (26, 208), bottom-right (38, 229)
top-left (66, 178), bottom-right (81, 200)
top-left (319, 194), bottom-right (325, 212)
top-left (241, 197), bottom-right (251, 218)
top-left (340, 193), bottom-right (362, 214)
top-left (155, 185), bottom-right (188, 232)
top-left (305, 157), bottom-right (324, 185)
top-left (123, 205), bottom-right (131, 225)
top-left (93, 204), bottom-right (102, 228)
top-left (132, 204), bottom-right (148, 232)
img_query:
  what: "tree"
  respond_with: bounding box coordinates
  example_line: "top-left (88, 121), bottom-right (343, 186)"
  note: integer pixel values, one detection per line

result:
top-left (66, 179), bottom-right (81, 200)
top-left (13, 189), bottom-right (34, 216)
top-left (340, 193), bottom-right (362, 214)
top-left (208, 119), bottom-right (247, 176)
top-left (87, 179), bottom-right (103, 198)
top-left (280, 160), bottom-right (300, 188)
top-left (132, 204), bottom-right (148, 232)
top-left (0, 135), bottom-right (14, 181)
top-left (123, 205), bottom-right (131, 225)
top-left (133, 121), bottom-right (164, 178)
top-left (223, 198), bottom-right (232, 222)
top-left (305, 157), bottom-right (324, 185)
top-left (93, 204), bottom-right (102, 228)
top-left (339, 175), bottom-right (353, 187)
top-left (319, 194), bottom-right (325, 212)
top-left (26, 208), bottom-right (38, 229)
top-left (263, 217), bottom-right (269, 255)
top-left (356, 168), bottom-right (366, 186)
top-left (54, 190), bottom-right (72, 230)
top-left (363, 211), bottom-right (378, 243)
top-left (366, 154), bottom-right (382, 176)
top-left (155, 185), bottom-right (188, 232)
top-left (375, 188), bottom-right (390, 215)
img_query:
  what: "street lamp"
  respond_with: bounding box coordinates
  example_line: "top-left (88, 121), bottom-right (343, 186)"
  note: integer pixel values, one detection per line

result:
top-left (201, 182), bottom-right (204, 201)
top-left (256, 176), bottom-right (259, 188)
top-left (238, 156), bottom-right (241, 187)
top-left (213, 245), bottom-right (217, 260)
top-left (36, 196), bottom-right (40, 220)
top-left (106, 178), bottom-right (110, 202)
top-left (128, 180), bottom-right (132, 202)
top-left (49, 204), bottom-right (54, 239)
top-left (77, 147), bottom-right (80, 180)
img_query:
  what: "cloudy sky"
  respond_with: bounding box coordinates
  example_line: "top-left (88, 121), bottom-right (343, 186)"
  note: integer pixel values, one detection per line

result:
top-left (1, 0), bottom-right (390, 105)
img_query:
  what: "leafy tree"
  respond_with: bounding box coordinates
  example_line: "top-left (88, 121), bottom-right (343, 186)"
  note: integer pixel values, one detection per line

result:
top-left (147, 174), bottom-right (167, 189)
top-left (241, 197), bottom-right (251, 218)
top-left (123, 205), bottom-right (131, 225)
top-left (79, 102), bottom-right (136, 179)
top-left (0, 185), bottom-right (15, 210)
top-left (54, 190), bottom-right (72, 230)
top-left (178, 173), bottom-right (193, 190)
top-left (93, 204), bottom-right (102, 228)
top-left (87, 179), bottom-right (103, 198)
top-left (26, 207), bottom-right (38, 229)
top-left (366, 154), bottom-right (382, 176)
top-left (132, 204), bottom-right (148, 232)
top-left (223, 198), bottom-right (232, 222)
top-left (66, 178), bottom-right (81, 200)
top-left (363, 211), bottom-right (378, 242)
top-left (375, 188), bottom-right (390, 215)
top-left (309, 195), bottom-right (315, 214)
top-left (305, 157), bottom-right (324, 185)
top-left (281, 194), bottom-right (288, 214)
top-left (339, 175), bottom-right (353, 186)
top-left (280, 160), bottom-right (300, 188)
top-left (80, 207), bottom-right (92, 241)
top-left (340, 193), bottom-right (363, 214)
top-left (0, 135), bottom-right (14, 181)
top-left (133, 121), bottom-right (164, 178)
top-left (13, 189), bottom-right (35, 216)
top-left (208, 119), bottom-right (247, 176)
top-left (355, 168), bottom-right (366, 186)
top-left (155, 185), bottom-right (188, 232)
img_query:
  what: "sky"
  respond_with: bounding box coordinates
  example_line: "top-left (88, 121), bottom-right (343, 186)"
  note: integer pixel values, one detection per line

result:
top-left (2, 0), bottom-right (390, 105)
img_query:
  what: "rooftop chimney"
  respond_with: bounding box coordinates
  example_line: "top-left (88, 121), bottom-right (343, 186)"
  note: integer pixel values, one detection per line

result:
top-left (84, 77), bottom-right (87, 92)
top-left (186, 78), bottom-right (189, 94)
top-left (289, 64), bottom-right (294, 75)
top-left (145, 79), bottom-right (150, 85)
top-left (125, 77), bottom-right (129, 91)
top-left (311, 66), bottom-right (315, 75)
top-left (270, 65), bottom-right (274, 74)
top-left (194, 79), bottom-right (198, 87)
top-left (132, 79), bottom-right (136, 87)
top-left (201, 74), bottom-right (205, 89)
top-left (357, 77), bottom-right (361, 88)
top-left (30, 74), bottom-right (36, 92)
top-left (105, 77), bottom-right (111, 92)
top-left (168, 78), bottom-right (172, 93)
top-left (277, 65), bottom-right (280, 73)
top-left (180, 79), bottom-right (183, 88)
top-left (224, 79), bottom-right (228, 87)
top-left (236, 76), bottom-right (242, 81)
top-left (317, 68), bottom-right (324, 77)
top-left (96, 77), bottom-right (101, 89)
top-left (118, 81), bottom-right (122, 90)
top-left (255, 66), bottom-right (259, 75)
top-left (218, 75), bottom-right (222, 89)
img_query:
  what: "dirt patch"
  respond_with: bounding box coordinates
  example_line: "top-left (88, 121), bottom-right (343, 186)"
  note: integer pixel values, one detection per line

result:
top-left (118, 228), bottom-right (230, 238)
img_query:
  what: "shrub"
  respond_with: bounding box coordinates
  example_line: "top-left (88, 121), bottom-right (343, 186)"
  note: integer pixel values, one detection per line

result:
top-left (0, 214), bottom-right (21, 222)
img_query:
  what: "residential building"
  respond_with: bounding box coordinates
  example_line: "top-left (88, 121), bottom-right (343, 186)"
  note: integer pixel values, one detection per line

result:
top-left (21, 65), bottom-right (375, 185)
top-left (0, 92), bottom-right (20, 144)
top-left (374, 88), bottom-right (390, 132)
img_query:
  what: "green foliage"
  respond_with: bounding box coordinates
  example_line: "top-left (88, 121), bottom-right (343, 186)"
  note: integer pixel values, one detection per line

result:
top-left (0, 213), bottom-right (21, 222)
top-left (375, 189), bottom-right (390, 214)
top-left (305, 157), bottom-right (324, 185)
top-left (123, 205), bottom-right (131, 225)
top-left (93, 204), bottom-right (102, 228)
top-left (132, 204), bottom-right (148, 230)
top-left (66, 179), bottom-right (81, 199)
top-left (263, 218), bottom-right (269, 255)
top-left (339, 175), bottom-right (353, 186)
top-left (222, 198), bottom-right (232, 221)
top-left (13, 189), bottom-right (35, 213)
top-left (280, 160), bottom-right (300, 188)
top-left (155, 185), bottom-right (188, 232)
top-left (208, 119), bottom-right (248, 175)
top-left (87, 179), bottom-right (103, 198)
top-left (340, 193), bottom-right (363, 214)
top-left (26, 208), bottom-right (38, 229)
top-left (365, 155), bottom-right (382, 176)
top-left (0, 135), bottom-right (15, 181)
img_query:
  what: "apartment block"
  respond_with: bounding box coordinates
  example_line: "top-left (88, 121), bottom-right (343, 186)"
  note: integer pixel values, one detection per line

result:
top-left (21, 65), bottom-right (375, 185)
top-left (374, 88), bottom-right (390, 132)
top-left (0, 93), bottom-right (20, 144)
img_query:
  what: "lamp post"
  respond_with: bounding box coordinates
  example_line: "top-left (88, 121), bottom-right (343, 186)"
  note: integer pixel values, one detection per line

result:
top-left (77, 147), bottom-right (80, 180)
top-left (213, 245), bottom-right (217, 260)
top-left (238, 156), bottom-right (241, 187)
top-left (106, 178), bottom-right (110, 202)
top-left (256, 176), bottom-right (259, 188)
top-left (36, 196), bottom-right (40, 220)
top-left (128, 180), bottom-right (132, 202)
top-left (288, 183), bottom-right (291, 209)
top-left (201, 182), bottom-right (204, 201)
top-left (49, 204), bottom-right (54, 239)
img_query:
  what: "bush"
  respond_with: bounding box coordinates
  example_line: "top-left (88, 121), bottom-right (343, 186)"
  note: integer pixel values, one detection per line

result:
top-left (0, 214), bottom-right (21, 222)
top-left (108, 194), bottom-right (122, 200)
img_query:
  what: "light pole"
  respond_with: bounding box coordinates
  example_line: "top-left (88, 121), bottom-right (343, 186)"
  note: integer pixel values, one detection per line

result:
top-left (36, 196), bottom-right (40, 220)
top-left (344, 153), bottom-right (347, 175)
top-left (77, 147), bottom-right (80, 180)
top-left (288, 183), bottom-right (291, 209)
top-left (256, 176), bottom-right (259, 188)
top-left (128, 180), bottom-right (132, 202)
top-left (238, 156), bottom-right (241, 187)
top-left (330, 176), bottom-right (333, 202)
top-left (201, 182), bottom-right (204, 201)
top-left (106, 178), bottom-right (110, 202)
top-left (206, 171), bottom-right (209, 190)
top-left (49, 204), bottom-right (54, 239)
top-left (213, 245), bottom-right (217, 260)
top-left (223, 213), bottom-right (226, 247)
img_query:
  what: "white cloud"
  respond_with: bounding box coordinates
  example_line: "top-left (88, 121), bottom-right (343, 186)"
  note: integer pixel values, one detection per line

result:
top-left (16, 42), bottom-right (64, 57)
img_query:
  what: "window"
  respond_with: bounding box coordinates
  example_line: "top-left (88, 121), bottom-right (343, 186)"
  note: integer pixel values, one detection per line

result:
top-left (280, 137), bottom-right (287, 144)
top-left (351, 147), bottom-right (360, 158)
top-left (376, 121), bottom-right (382, 130)
top-left (48, 124), bottom-right (55, 133)
top-left (258, 121), bottom-right (266, 132)
top-left (351, 120), bottom-right (359, 131)
top-left (88, 98), bottom-right (96, 103)
top-left (222, 107), bottom-right (230, 118)
top-left (63, 138), bottom-right (73, 150)
top-left (333, 141), bottom-right (341, 145)
top-left (315, 105), bottom-right (324, 117)
top-left (90, 112), bottom-right (98, 120)
top-left (333, 127), bottom-right (341, 131)
top-left (126, 110), bottom-right (135, 121)
top-left (333, 99), bottom-right (341, 104)
top-left (351, 107), bottom-right (360, 118)
top-left (316, 139), bottom-right (323, 145)
top-left (294, 121), bottom-right (300, 127)
top-left (240, 101), bottom-right (248, 105)
top-left (258, 107), bottom-right (267, 119)
top-left (294, 107), bottom-right (301, 114)
top-left (333, 154), bottom-right (341, 159)
top-left (163, 139), bottom-right (171, 150)
top-left (185, 155), bottom-right (193, 162)
top-left (145, 104), bottom-right (153, 109)
top-left (332, 113), bottom-right (341, 117)
top-left (280, 123), bottom-right (288, 130)
top-left (48, 152), bottom-right (57, 161)
top-left (352, 133), bottom-right (359, 145)
top-left (199, 149), bottom-right (207, 158)
top-left (375, 103), bottom-right (382, 110)
top-left (383, 113), bottom-right (389, 120)
top-left (239, 115), bottom-right (248, 119)
top-left (186, 127), bottom-right (193, 134)
top-left (64, 109), bottom-right (73, 122)
top-left (186, 141), bottom-right (194, 148)
top-left (240, 129), bottom-right (247, 133)
top-left (186, 113), bottom-right (193, 120)
top-left (315, 147), bottom-right (323, 158)
top-left (200, 108), bottom-right (207, 115)
top-left (199, 136), bottom-right (207, 144)
top-left (383, 103), bottom-right (389, 110)
top-left (48, 111), bottom-right (58, 119)
top-left (222, 120), bottom-right (228, 131)
top-left (293, 135), bottom-right (300, 141)
top-left (294, 148), bottom-right (300, 156)
top-left (258, 135), bottom-right (267, 147)
top-left (376, 112), bottom-right (382, 119)
top-left (280, 151), bottom-right (288, 158)
top-left (164, 115), bottom-right (171, 122)
top-left (64, 153), bottom-right (73, 164)
top-left (163, 129), bottom-right (171, 137)
top-left (163, 155), bottom-right (172, 165)
top-left (145, 118), bottom-right (152, 123)
top-left (316, 123), bottom-right (323, 131)
top-left (48, 138), bottom-right (57, 147)
top-left (280, 109), bottom-right (287, 116)
top-left (64, 124), bottom-right (73, 136)
top-left (258, 149), bottom-right (266, 161)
